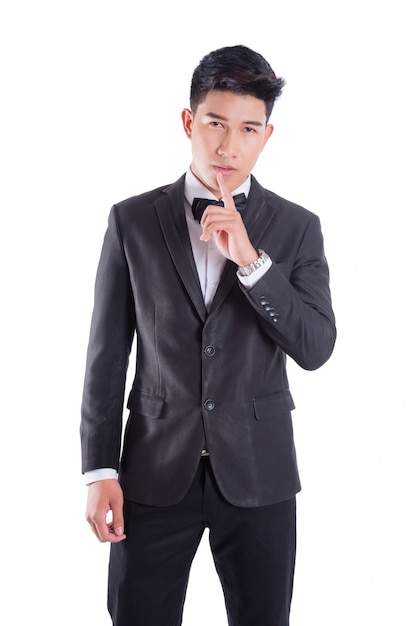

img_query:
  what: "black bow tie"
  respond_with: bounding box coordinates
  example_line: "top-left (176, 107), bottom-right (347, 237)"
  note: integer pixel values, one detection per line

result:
top-left (191, 193), bottom-right (247, 223)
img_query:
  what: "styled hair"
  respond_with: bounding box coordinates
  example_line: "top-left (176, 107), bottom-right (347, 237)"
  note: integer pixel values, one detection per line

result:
top-left (190, 45), bottom-right (285, 121)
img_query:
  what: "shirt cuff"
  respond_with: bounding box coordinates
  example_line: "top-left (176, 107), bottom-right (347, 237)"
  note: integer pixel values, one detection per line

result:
top-left (84, 468), bottom-right (119, 485)
top-left (237, 257), bottom-right (272, 288)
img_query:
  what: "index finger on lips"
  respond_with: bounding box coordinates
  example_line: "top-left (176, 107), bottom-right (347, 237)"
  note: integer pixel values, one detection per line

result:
top-left (216, 172), bottom-right (234, 208)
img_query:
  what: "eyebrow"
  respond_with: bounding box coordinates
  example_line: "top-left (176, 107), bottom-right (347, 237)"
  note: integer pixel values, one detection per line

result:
top-left (205, 112), bottom-right (264, 127)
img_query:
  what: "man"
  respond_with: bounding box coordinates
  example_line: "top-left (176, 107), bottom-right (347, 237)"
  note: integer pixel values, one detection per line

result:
top-left (81, 45), bottom-right (336, 626)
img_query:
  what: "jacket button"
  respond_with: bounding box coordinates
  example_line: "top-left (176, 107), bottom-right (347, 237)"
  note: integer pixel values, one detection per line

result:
top-left (272, 315), bottom-right (279, 322)
top-left (204, 399), bottom-right (215, 411)
top-left (204, 345), bottom-right (216, 357)
top-left (267, 308), bottom-right (276, 316)
top-left (259, 296), bottom-right (269, 306)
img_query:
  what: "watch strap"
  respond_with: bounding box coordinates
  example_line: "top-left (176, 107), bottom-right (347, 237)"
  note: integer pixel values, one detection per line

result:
top-left (237, 249), bottom-right (269, 277)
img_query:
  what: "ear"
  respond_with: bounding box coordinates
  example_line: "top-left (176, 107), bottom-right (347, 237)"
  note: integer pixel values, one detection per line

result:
top-left (261, 124), bottom-right (274, 150)
top-left (181, 109), bottom-right (193, 139)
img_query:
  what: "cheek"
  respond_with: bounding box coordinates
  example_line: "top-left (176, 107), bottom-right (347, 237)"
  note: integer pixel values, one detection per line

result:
top-left (247, 141), bottom-right (265, 163)
top-left (192, 135), bottom-right (213, 159)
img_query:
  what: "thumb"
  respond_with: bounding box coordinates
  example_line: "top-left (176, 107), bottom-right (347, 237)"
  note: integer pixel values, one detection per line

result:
top-left (112, 502), bottom-right (125, 536)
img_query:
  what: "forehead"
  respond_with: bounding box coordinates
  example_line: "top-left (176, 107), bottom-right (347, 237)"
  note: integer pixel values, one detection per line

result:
top-left (196, 89), bottom-right (267, 123)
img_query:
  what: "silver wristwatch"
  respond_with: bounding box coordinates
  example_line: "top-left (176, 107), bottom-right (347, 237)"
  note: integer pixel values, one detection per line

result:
top-left (237, 249), bottom-right (269, 277)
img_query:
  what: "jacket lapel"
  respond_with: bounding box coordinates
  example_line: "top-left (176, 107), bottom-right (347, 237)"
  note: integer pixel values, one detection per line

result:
top-left (154, 175), bottom-right (207, 322)
top-left (210, 176), bottom-right (275, 315)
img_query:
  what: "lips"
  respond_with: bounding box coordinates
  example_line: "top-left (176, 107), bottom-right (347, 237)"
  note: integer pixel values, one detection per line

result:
top-left (214, 165), bottom-right (236, 176)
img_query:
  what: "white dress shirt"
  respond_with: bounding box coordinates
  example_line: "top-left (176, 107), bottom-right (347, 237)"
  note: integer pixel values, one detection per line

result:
top-left (84, 170), bottom-right (271, 485)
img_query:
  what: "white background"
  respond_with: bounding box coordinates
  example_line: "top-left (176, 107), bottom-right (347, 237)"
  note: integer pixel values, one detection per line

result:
top-left (1, 1), bottom-right (416, 624)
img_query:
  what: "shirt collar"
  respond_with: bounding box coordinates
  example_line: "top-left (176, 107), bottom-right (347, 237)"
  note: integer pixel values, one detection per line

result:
top-left (184, 168), bottom-right (251, 206)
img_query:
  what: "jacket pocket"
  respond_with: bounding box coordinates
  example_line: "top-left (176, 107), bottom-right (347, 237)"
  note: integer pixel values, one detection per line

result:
top-left (253, 389), bottom-right (295, 421)
top-left (127, 389), bottom-right (165, 419)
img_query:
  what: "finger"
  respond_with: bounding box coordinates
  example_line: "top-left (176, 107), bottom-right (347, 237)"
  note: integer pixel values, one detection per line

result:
top-left (200, 205), bottom-right (232, 227)
top-left (88, 517), bottom-right (126, 543)
top-left (109, 501), bottom-right (125, 538)
top-left (87, 519), bottom-right (101, 541)
top-left (86, 506), bottom-right (126, 543)
top-left (92, 510), bottom-right (111, 542)
top-left (87, 515), bottom-right (108, 542)
top-left (107, 523), bottom-right (127, 543)
top-left (200, 208), bottom-right (241, 240)
top-left (216, 172), bottom-right (234, 208)
top-left (200, 221), bottom-right (236, 242)
top-left (99, 503), bottom-right (126, 542)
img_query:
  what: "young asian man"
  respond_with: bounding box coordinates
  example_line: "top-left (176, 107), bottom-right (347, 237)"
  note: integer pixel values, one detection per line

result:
top-left (81, 44), bottom-right (336, 626)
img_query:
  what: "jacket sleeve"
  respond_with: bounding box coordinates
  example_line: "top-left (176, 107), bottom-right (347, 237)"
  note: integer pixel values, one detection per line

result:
top-left (80, 206), bottom-right (136, 473)
top-left (240, 214), bottom-right (336, 370)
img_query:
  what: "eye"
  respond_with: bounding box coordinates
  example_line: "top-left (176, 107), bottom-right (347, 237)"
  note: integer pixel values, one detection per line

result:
top-left (210, 121), bottom-right (224, 128)
top-left (243, 126), bottom-right (256, 133)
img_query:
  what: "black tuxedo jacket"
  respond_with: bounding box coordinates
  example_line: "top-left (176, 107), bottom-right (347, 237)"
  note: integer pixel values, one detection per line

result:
top-left (81, 174), bottom-right (336, 507)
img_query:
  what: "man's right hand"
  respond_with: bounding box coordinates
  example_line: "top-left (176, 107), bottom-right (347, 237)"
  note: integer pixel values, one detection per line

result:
top-left (86, 479), bottom-right (126, 543)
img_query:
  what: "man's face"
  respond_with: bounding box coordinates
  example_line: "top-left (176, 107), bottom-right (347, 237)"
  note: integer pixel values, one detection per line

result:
top-left (182, 90), bottom-right (273, 197)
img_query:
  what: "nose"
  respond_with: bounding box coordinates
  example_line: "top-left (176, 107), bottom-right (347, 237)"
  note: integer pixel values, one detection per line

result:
top-left (217, 130), bottom-right (238, 158)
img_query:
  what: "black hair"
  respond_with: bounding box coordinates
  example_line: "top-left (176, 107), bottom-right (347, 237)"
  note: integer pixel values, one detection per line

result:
top-left (190, 45), bottom-right (285, 121)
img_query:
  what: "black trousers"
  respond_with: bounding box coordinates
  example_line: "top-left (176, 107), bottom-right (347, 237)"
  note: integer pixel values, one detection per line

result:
top-left (108, 458), bottom-right (296, 626)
